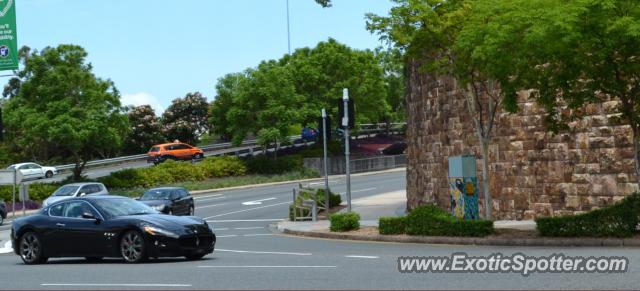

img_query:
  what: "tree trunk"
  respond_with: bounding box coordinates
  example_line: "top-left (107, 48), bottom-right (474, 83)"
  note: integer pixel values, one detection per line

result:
top-left (632, 126), bottom-right (640, 188)
top-left (73, 159), bottom-right (87, 181)
top-left (480, 137), bottom-right (492, 220)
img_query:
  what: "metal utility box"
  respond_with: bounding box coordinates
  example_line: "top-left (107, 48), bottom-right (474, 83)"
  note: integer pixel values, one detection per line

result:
top-left (448, 155), bottom-right (479, 220)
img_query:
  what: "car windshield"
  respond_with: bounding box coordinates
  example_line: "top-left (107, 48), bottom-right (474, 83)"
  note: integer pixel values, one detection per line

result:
top-left (93, 198), bottom-right (158, 217)
top-left (6, 165), bottom-right (15, 170)
top-left (149, 146), bottom-right (160, 152)
top-left (140, 189), bottom-right (172, 200)
top-left (53, 185), bottom-right (79, 197)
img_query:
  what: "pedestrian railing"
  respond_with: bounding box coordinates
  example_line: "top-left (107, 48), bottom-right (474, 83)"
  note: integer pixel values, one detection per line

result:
top-left (303, 154), bottom-right (407, 176)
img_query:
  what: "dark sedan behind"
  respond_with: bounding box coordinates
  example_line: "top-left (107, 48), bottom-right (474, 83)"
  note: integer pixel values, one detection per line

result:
top-left (137, 187), bottom-right (194, 216)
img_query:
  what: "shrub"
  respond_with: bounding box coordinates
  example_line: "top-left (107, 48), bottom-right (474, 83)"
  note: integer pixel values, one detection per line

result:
top-left (314, 188), bottom-right (342, 208)
top-left (379, 216), bottom-right (407, 235)
top-left (405, 205), bottom-right (494, 237)
top-left (288, 188), bottom-right (342, 220)
top-left (100, 168), bottom-right (144, 189)
top-left (536, 194), bottom-right (640, 237)
top-left (156, 160), bottom-right (206, 182)
top-left (245, 155), bottom-right (302, 175)
top-left (330, 212), bottom-right (360, 232)
top-left (288, 204), bottom-right (311, 221)
top-left (198, 156), bottom-right (247, 177)
top-left (0, 183), bottom-right (59, 203)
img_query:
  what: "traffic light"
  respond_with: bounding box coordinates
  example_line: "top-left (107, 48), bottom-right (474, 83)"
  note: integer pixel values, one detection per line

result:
top-left (318, 116), bottom-right (332, 141)
top-left (338, 99), bottom-right (355, 129)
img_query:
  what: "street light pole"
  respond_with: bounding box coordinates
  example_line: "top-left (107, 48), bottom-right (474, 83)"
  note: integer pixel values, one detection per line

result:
top-left (286, 0), bottom-right (291, 54)
top-left (322, 108), bottom-right (330, 215)
top-left (342, 89), bottom-right (352, 212)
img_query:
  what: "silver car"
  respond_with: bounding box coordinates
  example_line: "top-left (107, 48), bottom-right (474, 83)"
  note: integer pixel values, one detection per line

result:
top-left (42, 182), bottom-right (109, 207)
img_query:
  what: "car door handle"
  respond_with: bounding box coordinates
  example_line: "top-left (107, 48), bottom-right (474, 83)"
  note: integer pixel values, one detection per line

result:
top-left (56, 223), bottom-right (65, 227)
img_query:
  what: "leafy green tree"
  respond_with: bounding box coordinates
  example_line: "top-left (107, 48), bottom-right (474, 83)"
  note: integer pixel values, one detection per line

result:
top-left (376, 47), bottom-right (406, 131)
top-left (3, 45), bottom-right (128, 179)
top-left (161, 92), bottom-right (210, 145)
top-left (283, 38), bottom-right (390, 126)
top-left (124, 105), bottom-right (165, 154)
top-left (209, 73), bottom-right (248, 142)
top-left (368, 0), bottom-right (511, 219)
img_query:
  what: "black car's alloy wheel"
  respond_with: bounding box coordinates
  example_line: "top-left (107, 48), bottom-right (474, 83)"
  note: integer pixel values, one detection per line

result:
top-left (19, 232), bottom-right (47, 264)
top-left (120, 230), bottom-right (147, 263)
top-left (189, 206), bottom-right (194, 216)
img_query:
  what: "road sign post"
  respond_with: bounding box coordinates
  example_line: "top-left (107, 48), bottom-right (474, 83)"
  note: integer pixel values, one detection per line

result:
top-left (321, 109), bottom-right (330, 215)
top-left (342, 89), bottom-right (352, 212)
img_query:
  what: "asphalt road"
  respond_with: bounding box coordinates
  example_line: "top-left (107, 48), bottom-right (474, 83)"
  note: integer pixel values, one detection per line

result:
top-left (1, 170), bottom-right (639, 290)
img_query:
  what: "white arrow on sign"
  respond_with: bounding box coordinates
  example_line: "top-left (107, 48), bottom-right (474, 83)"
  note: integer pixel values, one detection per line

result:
top-left (242, 198), bottom-right (276, 206)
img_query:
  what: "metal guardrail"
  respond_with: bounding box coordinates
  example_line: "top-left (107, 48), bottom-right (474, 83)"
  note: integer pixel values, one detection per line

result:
top-left (54, 123), bottom-right (407, 172)
top-left (303, 154), bottom-right (407, 175)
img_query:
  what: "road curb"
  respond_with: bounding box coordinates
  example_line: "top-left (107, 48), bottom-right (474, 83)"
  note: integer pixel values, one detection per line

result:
top-left (190, 167), bottom-right (406, 195)
top-left (280, 227), bottom-right (640, 247)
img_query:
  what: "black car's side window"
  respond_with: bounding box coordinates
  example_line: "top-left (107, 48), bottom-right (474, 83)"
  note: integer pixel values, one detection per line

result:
top-left (49, 203), bottom-right (65, 217)
top-left (63, 201), bottom-right (98, 219)
top-left (179, 189), bottom-right (190, 198)
top-left (169, 191), bottom-right (179, 200)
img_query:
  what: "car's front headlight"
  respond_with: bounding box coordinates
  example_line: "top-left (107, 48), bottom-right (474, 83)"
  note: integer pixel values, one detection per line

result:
top-left (150, 205), bottom-right (165, 211)
top-left (143, 225), bottom-right (179, 238)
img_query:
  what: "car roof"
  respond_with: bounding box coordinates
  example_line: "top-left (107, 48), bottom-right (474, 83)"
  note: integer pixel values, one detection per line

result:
top-left (60, 182), bottom-right (104, 187)
top-left (9, 162), bottom-right (37, 167)
top-left (78, 195), bottom-right (128, 201)
top-left (147, 187), bottom-right (185, 191)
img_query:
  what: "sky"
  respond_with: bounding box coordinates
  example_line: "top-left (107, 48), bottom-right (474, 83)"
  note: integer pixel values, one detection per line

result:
top-left (6, 0), bottom-right (394, 113)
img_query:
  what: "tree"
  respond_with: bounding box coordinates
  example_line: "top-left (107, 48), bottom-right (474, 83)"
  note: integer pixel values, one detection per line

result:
top-left (283, 38), bottom-right (390, 126)
top-left (3, 45), bottom-right (128, 179)
top-left (209, 73), bottom-right (250, 142)
top-left (161, 92), bottom-right (209, 145)
top-left (376, 47), bottom-right (406, 132)
top-left (124, 105), bottom-right (165, 154)
top-left (315, 0), bottom-right (331, 7)
top-left (466, 0), bottom-right (640, 188)
top-left (367, 0), bottom-right (514, 219)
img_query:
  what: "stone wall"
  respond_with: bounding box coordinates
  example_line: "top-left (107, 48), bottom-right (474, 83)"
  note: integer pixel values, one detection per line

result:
top-left (405, 61), bottom-right (638, 220)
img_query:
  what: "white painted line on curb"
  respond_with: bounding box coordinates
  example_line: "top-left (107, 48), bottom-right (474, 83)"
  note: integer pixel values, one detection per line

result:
top-left (204, 202), bottom-right (290, 219)
top-left (215, 248), bottom-right (311, 256)
top-left (194, 193), bottom-right (224, 199)
top-left (198, 265), bottom-right (336, 268)
top-left (196, 196), bottom-right (227, 202)
top-left (339, 187), bottom-right (377, 195)
top-left (0, 241), bottom-right (12, 254)
top-left (345, 255), bottom-right (379, 259)
top-left (196, 203), bottom-right (227, 209)
top-left (242, 197), bottom-right (276, 206)
top-left (41, 284), bottom-right (192, 287)
top-left (243, 234), bottom-right (274, 237)
top-left (234, 227), bottom-right (265, 230)
top-left (207, 219), bottom-right (284, 223)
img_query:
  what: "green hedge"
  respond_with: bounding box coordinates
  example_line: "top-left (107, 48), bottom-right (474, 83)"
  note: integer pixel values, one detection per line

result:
top-left (379, 216), bottom-right (407, 235)
top-left (0, 183), bottom-right (59, 202)
top-left (405, 205), bottom-right (494, 237)
top-left (245, 155), bottom-right (302, 175)
top-left (100, 157), bottom-right (248, 190)
top-left (330, 212), bottom-right (360, 232)
top-left (536, 194), bottom-right (640, 237)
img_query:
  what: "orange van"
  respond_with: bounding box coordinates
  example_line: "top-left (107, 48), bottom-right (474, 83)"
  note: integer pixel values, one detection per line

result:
top-left (147, 142), bottom-right (204, 164)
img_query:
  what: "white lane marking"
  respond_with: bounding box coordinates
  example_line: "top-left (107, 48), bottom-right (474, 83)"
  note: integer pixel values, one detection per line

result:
top-left (308, 180), bottom-right (339, 186)
top-left (216, 235), bottom-right (238, 238)
top-left (338, 187), bottom-right (377, 195)
top-left (41, 284), bottom-right (191, 287)
top-left (0, 241), bottom-right (13, 254)
top-left (241, 197), bottom-right (276, 206)
top-left (194, 193), bottom-right (224, 199)
top-left (216, 248), bottom-right (311, 256)
top-left (207, 219), bottom-right (284, 223)
top-left (215, 228), bottom-right (229, 231)
top-left (198, 265), bottom-right (335, 268)
top-left (345, 255), bottom-right (380, 259)
top-left (196, 196), bottom-right (226, 202)
top-left (243, 234), bottom-right (274, 237)
top-left (196, 203), bottom-right (227, 209)
top-left (234, 227), bottom-right (264, 230)
top-left (204, 202), bottom-right (290, 219)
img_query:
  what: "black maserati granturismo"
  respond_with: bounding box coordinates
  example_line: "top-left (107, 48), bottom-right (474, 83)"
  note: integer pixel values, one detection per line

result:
top-left (11, 195), bottom-right (216, 264)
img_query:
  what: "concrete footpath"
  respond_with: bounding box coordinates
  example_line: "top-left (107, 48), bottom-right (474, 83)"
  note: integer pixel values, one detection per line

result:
top-left (276, 190), bottom-right (640, 247)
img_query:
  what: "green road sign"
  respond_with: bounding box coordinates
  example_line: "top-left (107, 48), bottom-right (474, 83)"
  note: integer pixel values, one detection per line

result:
top-left (0, 0), bottom-right (17, 71)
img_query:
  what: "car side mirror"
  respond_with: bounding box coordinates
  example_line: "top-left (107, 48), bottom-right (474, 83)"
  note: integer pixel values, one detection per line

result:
top-left (82, 212), bottom-right (101, 223)
top-left (79, 192), bottom-right (87, 197)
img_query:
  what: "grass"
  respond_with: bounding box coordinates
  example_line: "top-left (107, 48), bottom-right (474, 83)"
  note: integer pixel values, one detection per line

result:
top-left (112, 169), bottom-right (320, 198)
